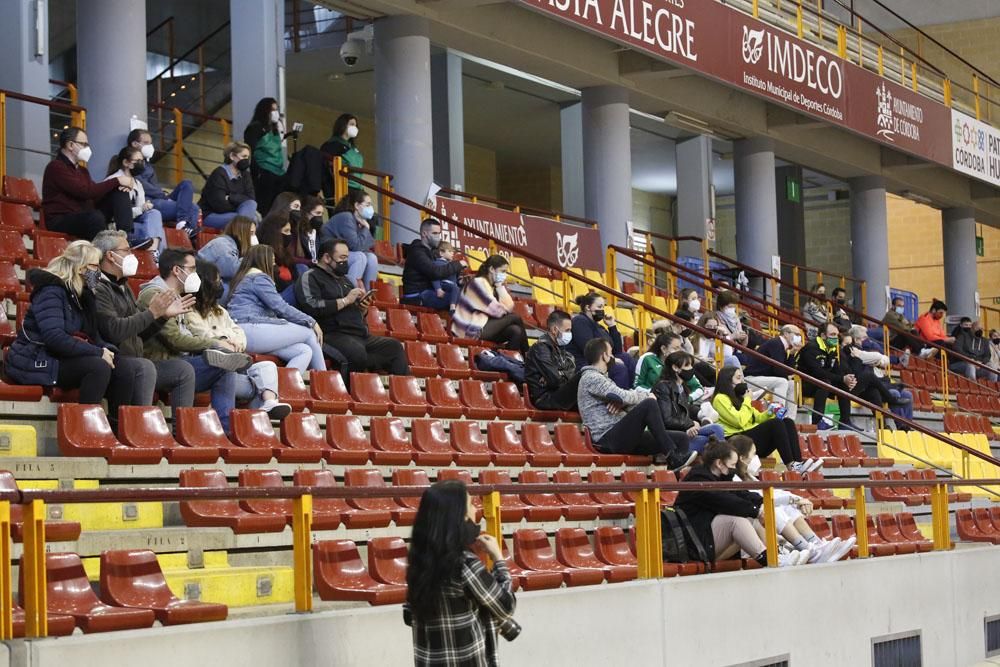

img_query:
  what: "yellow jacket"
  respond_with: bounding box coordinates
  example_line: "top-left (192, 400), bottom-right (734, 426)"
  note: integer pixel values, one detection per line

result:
top-left (711, 393), bottom-right (773, 436)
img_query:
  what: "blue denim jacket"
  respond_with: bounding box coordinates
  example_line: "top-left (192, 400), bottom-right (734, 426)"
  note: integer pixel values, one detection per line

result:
top-left (226, 270), bottom-right (315, 327)
top-left (197, 234), bottom-right (241, 281)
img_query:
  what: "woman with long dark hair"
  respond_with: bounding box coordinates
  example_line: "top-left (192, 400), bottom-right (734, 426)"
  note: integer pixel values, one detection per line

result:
top-left (103, 145), bottom-right (165, 253)
top-left (244, 97), bottom-right (288, 213)
top-left (320, 189), bottom-right (379, 289)
top-left (711, 366), bottom-right (816, 472)
top-left (566, 291), bottom-right (633, 388)
top-left (451, 255), bottom-right (527, 352)
top-left (321, 112), bottom-right (364, 191)
top-left (652, 351), bottom-right (724, 453)
top-left (406, 480), bottom-right (516, 666)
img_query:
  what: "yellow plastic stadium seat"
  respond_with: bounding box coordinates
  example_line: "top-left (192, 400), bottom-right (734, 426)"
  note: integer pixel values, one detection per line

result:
top-left (465, 247), bottom-right (487, 272)
top-left (509, 257), bottom-right (531, 286)
top-left (0, 424), bottom-right (38, 457)
top-left (549, 279), bottom-right (567, 305)
top-left (879, 431), bottom-right (919, 467)
top-left (568, 275), bottom-right (589, 300)
top-left (532, 278), bottom-right (557, 306)
top-left (584, 270), bottom-right (609, 291)
top-left (614, 307), bottom-right (637, 332)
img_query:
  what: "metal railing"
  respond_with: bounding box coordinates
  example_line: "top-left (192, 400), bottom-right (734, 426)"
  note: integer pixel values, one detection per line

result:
top-left (148, 103), bottom-right (231, 187)
top-left (0, 88), bottom-right (86, 185)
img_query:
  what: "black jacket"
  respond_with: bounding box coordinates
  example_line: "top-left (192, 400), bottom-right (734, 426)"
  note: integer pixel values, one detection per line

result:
top-left (401, 240), bottom-right (464, 297)
top-left (797, 339), bottom-right (845, 387)
top-left (294, 264), bottom-right (367, 338)
top-left (92, 272), bottom-right (164, 358)
top-left (652, 380), bottom-right (697, 431)
top-left (744, 337), bottom-right (794, 378)
top-left (674, 465), bottom-right (762, 561)
top-left (954, 329), bottom-right (991, 364)
top-left (198, 165), bottom-right (256, 214)
top-left (285, 145), bottom-right (326, 196)
top-left (567, 313), bottom-right (623, 369)
top-left (525, 335), bottom-right (577, 401)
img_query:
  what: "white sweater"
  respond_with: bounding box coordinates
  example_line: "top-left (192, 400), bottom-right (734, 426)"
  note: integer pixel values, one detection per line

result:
top-left (104, 168), bottom-right (146, 219)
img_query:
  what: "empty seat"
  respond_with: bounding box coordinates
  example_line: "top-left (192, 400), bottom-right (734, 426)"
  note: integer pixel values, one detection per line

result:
top-left (437, 343), bottom-right (473, 380)
top-left (178, 469), bottom-right (286, 534)
top-left (425, 378), bottom-right (467, 418)
top-left (388, 375), bottom-right (429, 417)
top-left (830, 514), bottom-right (896, 556)
top-left (279, 412), bottom-right (331, 461)
top-left (520, 422), bottom-right (564, 466)
top-left (0, 202), bottom-right (35, 236)
top-left (367, 536), bottom-right (409, 586)
top-left (805, 434), bottom-right (842, 467)
top-left (232, 408), bottom-right (317, 462)
top-left (592, 526), bottom-right (638, 580)
top-left (405, 341), bottom-right (440, 378)
top-left (492, 381), bottom-right (531, 420)
top-left (308, 370), bottom-right (354, 412)
top-left (511, 300), bottom-right (539, 329)
top-left (294, 469), bottom-right (389, 529)
top-left (825, 435), bottom-right (861, 467)
top-left (29, 233), bottom-right (68, 267)
top-left (57, 403), bottom-right (163, 464)
top-left (513, 528), bottom-right (603, 586)
top-left (416, 312), bottom-right (450, 343)
top-left (313, 540), bottom-right (407, 604)
top-left (650, 470), bottom-right (680, 506)
top-left (803, 471), bottom-right (847, 509)
top-left (458, 380), bottom-right (499, 419)
top-left (369, 416), bottom-right (415, 465)
top-left (478, 469), bottom-right (529, 522)
top-left (0, 229), bottom-right (28, 264)
top-left (410, 418), bottom-right (456, 466)
top-left (517, 470), bottom-right (566, 521)
top-left (392, 469), bottom-right (432, 511)
top-left (486, 422), bottom-right (529, 466)
top-left (344, 469), bottom-right (416, 525)
top-left (276, 367), bottom-right (311, 411)
top-left (119, 405), bottom-right (218, 465)
top-left (553, 424), bottom-right (606, 466)
top-left (387, 309), bottom-right (420, 340)
top-left (956, 509), bottom-right (1000, 544)
top-left (99, 550), bottom-right (227, 625)
top-left (325, 414), bottom-right (373, 465)
top-left (449, 421), bottom-right (493, 466)
top-left (25, 552), bottom-right (156, 633)
top-left (556, 527), bottom-right (633, 582)
top-left (12, 603), bottom-right (76, 638)
top-left (3, 175), bottom-right (40, 206)
top-left (173, 406), bottom-right (256, 462)
top-left (349, 373), bottom-right (392, 415)
top-left (551, 470), bottom-right (601, 520)
top-left (0, 261), bottom-right (22, 298)
top-left (366, 305), bottom-right (388, 335)
top-left (372, 281), bottom-right (400, 308)
top-left (587, 470), bottom-right (632, 519)
top-left (164, 227), bottom-right (193, 249)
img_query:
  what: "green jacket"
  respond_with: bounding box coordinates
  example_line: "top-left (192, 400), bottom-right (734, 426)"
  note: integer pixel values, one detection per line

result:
top-left (634, 353), bottom-right (663, 391)
top-left (137, 277), bottom-right (218, 361)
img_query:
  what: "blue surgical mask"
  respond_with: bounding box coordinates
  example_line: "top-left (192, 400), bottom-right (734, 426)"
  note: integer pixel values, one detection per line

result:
top-left (895, 306), bottom-right (905, 315)
top-left (557, 330), bottom-right (572, 346)
top-left (494, 271), bottom-right (507, 285)
top-left (360, 205), bottom-right (375, 221)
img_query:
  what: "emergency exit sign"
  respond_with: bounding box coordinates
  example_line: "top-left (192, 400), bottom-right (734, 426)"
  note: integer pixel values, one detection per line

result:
top-left (785, 177), bottom-right (801, 203)
top-left (977, 235), bottom-right (985, 257)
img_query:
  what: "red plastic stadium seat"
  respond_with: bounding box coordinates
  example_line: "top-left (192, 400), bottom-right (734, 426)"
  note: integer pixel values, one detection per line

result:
top-left (174, 406), bottom-right (270, 464)
top-left (99, 549), bottom-right (228, 625)
top-left (416, 312), bottom-right (450, 343)
top-left (0, 202), bottom-right (35, 236)
top-left (12, 604), bottom-right (76, 638)
top-left (232, 408), bottom-right (319, 463)
top-left (371, 281), bottom-right (400, 309)
top-left (387, 309), bottom-right (420, 341)
top-left (294, 468), bottom-right (389, 529)
top-left (178, 469), bottom-right (286, 534)
top-left (587, 470), bottom-right (632, 518)
top-left (132, 249), bottom-right (158, 279)
top-left (520, 422), bottom-right (563, 466)
top-left (0, 471), bottom-right (80, 542)
top-left (373, 240), bottom-right (399, 266)
top-left (28, 232), bottom-right (68, 267)
top-left (313, 540), bottom-right (407, 604)
top-left (436, 343), bottom-right (473, 380)
top-left (556, 527), bottom-right (633, 582)
top-left (410, 418), bottom-right (456, 466)
top-left (366, 305), bottom-right (388, 335)
top-left (325, 414), bottom-right (374, 465)
top-left (309, 370), bottom-right (354, 412)
top-left (490, 381), bottom-right (531, 420)
top-left (369, 416), bottom-right (415, 465)
top-left (458, 380), bottom-right (499, 419)
top-left (425, 377), bottom-right (466, 418)
top-left (486, 422), bottom-right (529, 466)
top-left (391, 469), bottom-right (431, 511)
top-left (895, 513), bottom-right (933, 551)
top-left (279, 412), bottom-right (331, 461)
top-left (57, 403), bottom-right (163, 464)
top-left (888, 470), bottom-right (929, 505)
top-left (388, 375), bottom-right (428, 416)
top-left (0, 261), bottom-right (22, 299)
top-left (869, 471), bottom-right (919, 505)
top-left (0, 379), bottom-right (43, 402)
top-left (651, 469), bottom-right (680, 506)
top-left (119, 405), bottom-right (218, 465)
top-left (917, 468), bottom-right (970, 502)
top-left (619, 470), bottom-right (648, 504)
top-left (513, 528), bottom-right (603, 586)
top-left (956, 509), bottom-right (1000, 544)
top-left (826, 435), bottom-right (861, 467)
top-left (517, 470), bottom-right (566, 521)
top-left (24, 552), bottom-right (155, 634)
top-left (592, 526), bottom-right (638, 580)
top-left (349, 373), bottom-right (392, 415)
top-left (803, 471), bottom-right (847, 509)
top-left (806, 434), bottom-right (842, 467)
top-left (831, 514), bottom-right (896, 555)
top-left (0, 229), bottom-right (27, 264)
top-left (344, 469), bottom-right (416, 525)
top-left (367, 536), bottom-right (409, 586)
top-left (449, 421), bottom-right (493, 465)
top-left (236, 468), bottom-right (291, 521)
top-left (276, 367), bottom-right (311, 410)
top-left (512, 300), bottom-right (539, 329)
top-left (478, 469), bottom-right (529, 522)
top-left (3, 176), bottom-right (41, 206)
top-left (874, 513), bottom-right (917, 554)
top-left (164, 227), bottom-right (193, 249)
top-left (551, 470), bottom-right (601, 520)
top-left (405, 341), bottom-right (440, 378)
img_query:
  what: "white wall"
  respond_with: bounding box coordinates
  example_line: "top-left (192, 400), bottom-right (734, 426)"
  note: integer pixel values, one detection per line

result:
top-left (16, 546), bottom-right (1000, 667)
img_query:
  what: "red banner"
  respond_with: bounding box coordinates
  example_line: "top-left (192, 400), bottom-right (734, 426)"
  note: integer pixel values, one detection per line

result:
top-left (427, 195), bottom-right (605, 271)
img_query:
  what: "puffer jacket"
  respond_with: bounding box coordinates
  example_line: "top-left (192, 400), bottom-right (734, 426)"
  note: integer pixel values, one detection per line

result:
top-left (674, 465), bottom-right (762, 561)
top-left (92, 271), bottom-right (163, 358)
top-left (197, 234), bottom-right (243, 282)
top-left (226, 269), bottom-right (315, 327)
top-left (4, 270), bottom-right (107, 386)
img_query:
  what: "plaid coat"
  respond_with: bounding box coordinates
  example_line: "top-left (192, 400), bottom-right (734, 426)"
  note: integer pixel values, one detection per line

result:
top-left (409, 552), bottom-right (516, 666)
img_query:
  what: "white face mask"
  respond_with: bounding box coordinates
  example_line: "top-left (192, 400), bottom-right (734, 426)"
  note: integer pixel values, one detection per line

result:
top-left (689, 298), bottom-right (701, 313)
top-left (747, 455), bottom-right (762, 476)
top-left (116, 252), bottom-right (138, 278)
top-left (249, 235), bottom-right (259, 246)
top-left (140, 144), bottom-right (155, 160)
top-left (359, 204), bottom-right (375, 220)
top-left (77, 145), bottom-right (93, 163)
top-left (557, 330), bottom-right (572, 346)
top-left (269, 109), bottom-right (281, 124)
top-left (792, 334), bottom-right (802, 346)
top-left (182, 269), bottom-right (202, 294)
top-left (723, 306), bottom-right (737, 316)
top-left (346, 125), bottom-right (359, 139)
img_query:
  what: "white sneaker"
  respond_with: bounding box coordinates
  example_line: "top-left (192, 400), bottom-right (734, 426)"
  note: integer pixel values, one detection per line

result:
top-left (203, 348), bottom-right (253, 372)
top-left (900, 350), bottom-right (911, 367)
top-left (260, 399), bottom-right (292, 421)
top-left (805, 458), bottom-right (824, 473)
top-left (918, 348), bottom-right (935, 359)
top-left (778, 552), bottom-right (801, 567)
top-left (826, 536), bottom-right (856, 562)
top-left (811, 537), bottom-right (843, 563)
top-left (788, 460), bottom-right (810, 473)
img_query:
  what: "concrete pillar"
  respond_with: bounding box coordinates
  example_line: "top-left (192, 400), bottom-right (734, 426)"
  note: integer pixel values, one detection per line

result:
top-left (675, 135), bottom-right (713, 258)
top-left (849, 176), bottom-right (890, 318)
top-left (77, 0), bottom-right (147, 164)
top-left (733, 137), bottom-right (779, 283)
top-left (942, 207), bottom-right (978, 319)
top-left (0, 0), bottom-right (49, 183)
top-left (230, 0), bottom-right (284, 140)
top-left (560, 102), bottom-right (585, 218)
top-left (375, 16), bottom-right (434, 243)
top-left (581, 86), bottom-right (632, 264)
top-left (431, 50), bottom-right (464, 190)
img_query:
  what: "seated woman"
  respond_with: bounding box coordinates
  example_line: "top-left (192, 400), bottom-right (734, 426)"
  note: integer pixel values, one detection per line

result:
top-left (196, 215), bottom-right (256, 294)
top-left (104, 146), bottom-right (165, 254)
top-left (730, 435), bottom-right (854, 564)
top-left (320, 189), bottom-right (379, 290)
top-left (199, 141), bottom-right (258, 230)
top-left (291, 194), bottom-right (325, 268)
top-left (3, 240), bottom-right (149, 432)
top-left (693, 310), bottom-right (739, 374)
top-left (634, 332), bottom-right (682, 391)
top-left (256, 211), bottom-right (299, 294)
top-left (187, 260), bottom-right (291, 420)
top-left (711, 366), bottom-right (817, 473)
top-left (652, 351), bottom-right (724, 453)
top-left (801, 283), bottom-right (830, 336)
top-left (567, 292), bottom-right (632, 389)
top-left (674, 440), bottom-right (802, 567)
top-left (225, 245), bottom-right (326, 376)
top-left (451, 255), bottom-right (527, 353)
top-left (674, 288), bottom-right (702, 322)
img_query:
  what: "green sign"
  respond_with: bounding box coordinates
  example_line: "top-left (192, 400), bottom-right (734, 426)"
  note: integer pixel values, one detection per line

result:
top-left (977, 235), bottom-right (985, 257)
top-left (785, 177), bottom-right (801, 203)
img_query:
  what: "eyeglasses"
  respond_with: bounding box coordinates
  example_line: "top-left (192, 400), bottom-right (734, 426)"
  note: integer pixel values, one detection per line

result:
top-left (73, 140), bottom-right (90, 148)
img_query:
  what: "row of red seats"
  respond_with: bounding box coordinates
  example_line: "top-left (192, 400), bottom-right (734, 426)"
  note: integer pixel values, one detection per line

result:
top-left (956, 508), bottom-right (1000, 544)
top-left (20, 550), bottom-right (226, 634)
top-left (869, 469), bottom-right (972, 505)
top-left (758, 470), bottom-right (853, 509)
top-left (952, 375), bottom-right (1000, 396)
top-left (943, 412), bottom-right (998, 441)
top-left (957, 392), bottom-right (1000, 417)
top-left (799, 433), bottom-right (892, 468)
top-left (807, 513), bottom-right (932, 556)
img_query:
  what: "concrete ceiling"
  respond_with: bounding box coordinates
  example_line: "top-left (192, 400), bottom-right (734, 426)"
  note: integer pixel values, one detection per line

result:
top-left (826, 0), bottom-right (1000, 30)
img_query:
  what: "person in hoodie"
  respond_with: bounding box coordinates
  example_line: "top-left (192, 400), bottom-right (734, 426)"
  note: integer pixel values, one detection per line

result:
top-left (4, 241), bottom-right (148, 432)
top-left (400, 218), bottom-right (466, 309)
top-left (524, 309), bottom-right (579, 412)
top-left (126, 128), bottom-right (199, 235)
top-left (951, 318), bottom-right (991, 380)
top-left (577, 338), bottom-right (696, 469)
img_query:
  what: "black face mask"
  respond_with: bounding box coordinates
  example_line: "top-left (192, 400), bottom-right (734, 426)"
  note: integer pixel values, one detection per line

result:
top-left (678, 368), bottom-right (696, 382)
top-left (680, 328), bottom-right (693, 338)
top-left (462, 519), bottom-right (481, 546)
top-left (309, 215), bottom-right (324, 231)
top-left (592, 309), bottom-right (605, 322)
top-left (332, 260), bottom-right (349, 276)
top-left (974, 330), bottom-right (983, 338)
top-left (282, 234), bottom-right (295, 247)
top-left (992, 338), bottom-right (1000, 345)
top-left (235, 158), bottom-right (251, 171)
top-left (130, 162), bottom-right (144, 176)
top-left (734, 382), bottom-right (749, 397)
top-left (835, 297), bottom-right (845, 304)
top-left (716, 468), bottom-right (736, 482)
top-left (289, 209), bottom-right (303, 224)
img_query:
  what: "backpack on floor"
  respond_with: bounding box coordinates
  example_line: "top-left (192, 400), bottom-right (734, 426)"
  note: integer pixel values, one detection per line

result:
top-left (474, 349), bottom-right (525, 384)
top-left (661, 507), bottom-right (709, 564)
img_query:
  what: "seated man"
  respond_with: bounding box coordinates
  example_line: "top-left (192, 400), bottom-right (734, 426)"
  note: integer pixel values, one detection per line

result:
top-left (138, 249), bottom-right (251, 434)
top-left (91, 231), bottom-right (198, 419)
top-left (127, 129), bottom-right (200, 235)
top-left (798, 323), bottom-right (856, 430)
top-left (913, 299), bottom-right (954, 355)
top-left (577, 338), bottom-right (696, 470)
top-left (295, 239), bottom-right (409, 377)
top-left (42, 126), bottom-right (134, 241)
top-left (743, 324), bottom-right (803, 421)
top-left (399, 218), bottom-right (466, 308)
top-left (830, 287), bottom-right (854, 332)
top-left (525, 309), bottom-right (579, 412)
top-left (848, 325), bottom-right (913, 429)
top-left (952, 318), bottom-right (992, 380)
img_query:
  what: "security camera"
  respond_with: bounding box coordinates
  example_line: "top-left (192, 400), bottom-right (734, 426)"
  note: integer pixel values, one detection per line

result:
top-left (340, 39), bottom-right (363, 67)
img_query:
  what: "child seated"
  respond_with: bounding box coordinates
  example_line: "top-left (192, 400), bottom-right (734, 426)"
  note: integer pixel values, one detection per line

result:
top-left (431, 241), bottom-right (462, 312)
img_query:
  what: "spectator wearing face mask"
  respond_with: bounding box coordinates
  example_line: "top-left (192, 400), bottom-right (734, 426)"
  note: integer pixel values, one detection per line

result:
top-left (428, 242), bottom-right (463, 313)
top-left (798, 323), bottom-right (857, 430)
top-left (321, 190), bottom-right (379, 290)
top-left (244, 97), bottom-right (292, 214)
top-left (743, 324), bottom-right (804, 421)
top-left (675, 288), bottom-right (702, 322)
top-left (879, 295), bottom-right (926, 354)
top-left (257, 211), bottom-right (299, 294)
top-left (847, 325), bottom-right (914, 429)
top-left (951, 318), bottom-right (991, 380)
top-left (652, 351), bottom-right (724, 453)
top-left (715, 291), bottom-right (751, 365)
top-left (452, 255), bottom-right (527, 353)
top-left (104, 146), bottom-right (166, 255)
top-left (634, 332), bottom-right (683, 391)
top-left (127, 129), bottom-right (199, 236)
top-left (987, 330), bottom-right (1000, 380)
top-left (321, 113), bottom-right (364, 192)
top-left (293, 195), bottom-right (326, 267)
top-left (200, 142), bottom-right (258, 230)
top-left (830, 287), bottom-right (854, 332)
top-left (568, 292), bottom-right (633, 389)
top-left (691, 311), bottom-right (736, 378)
top-left (401, 218), bottom-right (467, 309)
top-left (801, 283), bottom-right (830, 331)
top-left (913, 299), bottom-right (954, 354)
top-left (197, 216), bottom-right (257, 293)
top-left (525, 309), bottom-right (580, 412)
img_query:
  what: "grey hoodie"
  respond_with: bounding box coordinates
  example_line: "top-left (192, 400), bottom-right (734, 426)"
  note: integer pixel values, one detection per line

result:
top-left (576, 364), bottom-right (652, 443)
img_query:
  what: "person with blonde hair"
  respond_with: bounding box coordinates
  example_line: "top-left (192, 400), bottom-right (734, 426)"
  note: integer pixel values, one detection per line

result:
top-left (743, 323), bottom-right (804, 421)
top-left (4, 241), bottom-right (148, 431)
top-left (199, 141), bottom-right (258, 229)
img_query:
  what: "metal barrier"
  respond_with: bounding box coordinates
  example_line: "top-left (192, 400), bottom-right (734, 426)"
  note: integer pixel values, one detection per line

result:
top-left (148, 104), bottom-right (231, 187)
top-left (0, 89), bottom-right (87, 184)
top-left (331, 161), bottom-right (395, 242)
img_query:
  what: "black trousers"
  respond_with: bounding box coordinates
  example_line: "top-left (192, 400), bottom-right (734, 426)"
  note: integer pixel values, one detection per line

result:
top-left (98, 188), bottom-right (137, 235)
top-left (596, 398), bottom-right (688, 457)
top-left (253, 169), bottom-right (285, 215)
top-left (531, 373), bottom-right (582, 412)
top-left (326, 332), bottom-right (409, 376)
top-left (480, 314), bottom-right (527, 353)
top-left (46, 210), bottom-right (106, 240)
top-left (56, 355), bottom-right (143, 430)
top-left (738, 418), bottom-right (802, 465)
top-left (804, 381), bottom-right (854, 425)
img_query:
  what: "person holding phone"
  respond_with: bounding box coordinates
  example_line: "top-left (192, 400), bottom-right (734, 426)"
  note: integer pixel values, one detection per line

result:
top-left (567, 292), bottom-right (633, 389)
top-left (294, 238), bottom-right (409, 377)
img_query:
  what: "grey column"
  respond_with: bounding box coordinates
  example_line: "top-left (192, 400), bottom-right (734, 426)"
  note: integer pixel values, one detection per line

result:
top-left (375, 16), bottom-right (434, 243)
top-left (849, 176), bottom-right (890, 318)
top-left (581, 86), bottom-right (632, 265)
top-left (77, 0), bottom-right (147, 164)
top-left (431, 50), bottom-right (464, 190)
top-left (733, 137), bottom-right (779, 278)
top-left (0, 0), bottom-right (49, 183)
top-left (560, 102), bottom-right (585, 218)
top-left (942, 207), bottom-right (978, 319)
top-left (230, 0), bottom-right (283, 139)
top-left (675, 135), bottom-right (713, 257)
